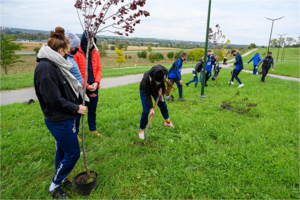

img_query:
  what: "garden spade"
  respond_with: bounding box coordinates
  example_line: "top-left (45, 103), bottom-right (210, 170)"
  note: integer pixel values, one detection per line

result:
top-left (229, 67), bottom-right (236, 86)
top-left (215, 68), bottom-right (222, 86)
top-left (144, 94), bottom-right (161, 143)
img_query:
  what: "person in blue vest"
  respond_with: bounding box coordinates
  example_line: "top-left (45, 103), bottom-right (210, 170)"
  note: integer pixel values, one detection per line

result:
top-left (248, 52), bottom-right (261, 75)
top-left (200, 49), bottom-right (212, 83)
top-left (165, 52), bottom-right (187, 100)
top-left (186, 57), bottom-right (203, 88)
top-left (229, 50), bottom-right (244, 88)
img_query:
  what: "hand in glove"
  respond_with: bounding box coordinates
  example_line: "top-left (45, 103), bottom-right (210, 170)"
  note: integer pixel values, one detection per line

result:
top-left (193, 74), bottom-right (196, 77)
top-left (272, 69), bottom-right (274, 72)
top-left (255, 67), bottom-right (258, 70)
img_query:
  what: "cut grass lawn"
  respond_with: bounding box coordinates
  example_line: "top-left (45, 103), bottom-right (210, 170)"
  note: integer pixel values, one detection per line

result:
top-left (243, 61), bottom-right (300, 78)
top-left (1, 69), bottom-right (299, 199)
top-left (0, 63), bottom-right (196, 91)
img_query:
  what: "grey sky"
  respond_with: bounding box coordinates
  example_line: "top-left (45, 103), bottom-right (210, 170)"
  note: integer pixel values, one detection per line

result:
top-left (1, 0), bottom-right (299, 45)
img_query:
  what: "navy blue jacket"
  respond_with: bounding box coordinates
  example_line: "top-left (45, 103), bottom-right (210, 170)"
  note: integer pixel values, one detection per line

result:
top-left (234, 52), bottom-right (244, 70)
top-left (168, 58), bottom-right (183, 80)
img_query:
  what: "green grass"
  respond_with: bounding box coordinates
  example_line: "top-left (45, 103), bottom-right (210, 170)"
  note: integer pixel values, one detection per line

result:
top-left (0, 63), bottom-right (196, 91)
top-left (229, 48), bottom-right (299, 63)
top-left (1, 69), bottom-right (299, 199)
top-left (243, 61), bottom-right (300, 78)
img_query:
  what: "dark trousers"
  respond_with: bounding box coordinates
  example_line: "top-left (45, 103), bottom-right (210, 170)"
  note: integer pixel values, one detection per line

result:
top-left (253, 65), bottom-right (258, 75)
top-left (168, 78), bottom-right (183, 98)
top-left (261, 66), bottom-right (269, 82)
top-left (187, 70), bottom-right (199, 87)
top-left (205, 71), bottom-right (211, 84)
top-left (231, 69), bottom-right (242, 84)
top-left (140, 90), bottom-right (169, 130)
top-left (86, 89), bottom-right (99, 131)
top-left (45, 118), bottom-right (80, 185)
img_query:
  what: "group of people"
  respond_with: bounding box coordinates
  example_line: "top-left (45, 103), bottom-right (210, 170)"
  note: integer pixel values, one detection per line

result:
top-left (34, 27), bottom-right (102, 199)
top-left (34, 26), bottom-right (276, 199)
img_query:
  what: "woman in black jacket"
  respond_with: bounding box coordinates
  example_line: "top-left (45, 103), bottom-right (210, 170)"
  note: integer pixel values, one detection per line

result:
top-left (139, 65), bottom-right (174, 139)
top-left (34, 27), bottom-right (87, 199)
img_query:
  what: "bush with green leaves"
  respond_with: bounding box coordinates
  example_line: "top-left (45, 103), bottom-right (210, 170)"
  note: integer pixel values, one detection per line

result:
top-left (167, 52), bottom-right (174, 59)
top-left (187, 48), bottom-right (204, 61)
top-left (33, 47), bottom-right (40, 55)
top-left (137, 50), bottom-right (147, 59)
top-left (128, 55), bottom-right (132, 59)
top-left (148, 52), bottom-right (164, 63)
top-left (110, 46), bottom-right (115, 50)
top-left (174, 50), bottom-right (184, 59)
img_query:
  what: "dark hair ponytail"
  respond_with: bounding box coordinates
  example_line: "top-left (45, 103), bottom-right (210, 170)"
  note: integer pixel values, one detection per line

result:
top-left (47, 27), bottom-right (70, 52)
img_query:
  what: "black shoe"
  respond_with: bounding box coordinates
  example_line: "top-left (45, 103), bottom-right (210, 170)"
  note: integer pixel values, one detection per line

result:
top-left (50, 187), bottom-right (70, 199)
top-left (61, 178), bottom-right (73, 188)
top-left (205, 84), bottom-right (208, 87)
top-left (212, 77), bottom-right (215, 80)
top-left (185, 83), bottom-right (189, 87)
top-left (178, 97), bottom-right (185, 101)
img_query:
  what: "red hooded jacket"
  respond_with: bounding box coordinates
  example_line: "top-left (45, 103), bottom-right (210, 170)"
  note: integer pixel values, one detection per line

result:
top-left (74, 46), bottom-right (102, 89)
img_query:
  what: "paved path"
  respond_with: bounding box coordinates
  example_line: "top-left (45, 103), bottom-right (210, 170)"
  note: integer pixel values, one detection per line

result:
top-left (1, 48), bottom-right (299, 105)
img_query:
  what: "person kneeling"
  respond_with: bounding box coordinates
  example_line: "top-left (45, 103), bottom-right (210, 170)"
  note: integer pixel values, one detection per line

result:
top-left (139, 65), bottom-right (174, 139)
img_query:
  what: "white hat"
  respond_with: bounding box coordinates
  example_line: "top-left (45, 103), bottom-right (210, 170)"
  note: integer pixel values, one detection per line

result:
top-left (65, 30), bottom-right (80, 48)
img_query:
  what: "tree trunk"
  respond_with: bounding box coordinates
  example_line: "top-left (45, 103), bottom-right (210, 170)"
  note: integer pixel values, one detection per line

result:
top-left (82, 34), bottom-right (91, 178)
top-left (4, 65), bottom-right (8, 75)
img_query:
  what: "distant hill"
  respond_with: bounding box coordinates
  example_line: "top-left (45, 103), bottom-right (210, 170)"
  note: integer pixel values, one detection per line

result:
top-left (3, 27), bottom-right (251, 47)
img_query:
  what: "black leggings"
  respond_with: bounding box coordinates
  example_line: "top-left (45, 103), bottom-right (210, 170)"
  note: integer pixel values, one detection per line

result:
top-left (261, 67), bottom-right (270, 82)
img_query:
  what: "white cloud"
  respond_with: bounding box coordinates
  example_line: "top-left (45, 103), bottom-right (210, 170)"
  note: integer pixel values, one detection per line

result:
top-left (1, 0), bottom-right (299, 45)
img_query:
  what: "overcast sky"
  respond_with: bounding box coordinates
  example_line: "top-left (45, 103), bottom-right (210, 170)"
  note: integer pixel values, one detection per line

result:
top-left (1, 0), bottom-right (299, 45)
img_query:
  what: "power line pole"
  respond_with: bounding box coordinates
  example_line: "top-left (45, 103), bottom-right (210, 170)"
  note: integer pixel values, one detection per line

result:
top-left (276, 33), bottom-right (287, 62)
top-left (265, 16), bottom-right (285, 53)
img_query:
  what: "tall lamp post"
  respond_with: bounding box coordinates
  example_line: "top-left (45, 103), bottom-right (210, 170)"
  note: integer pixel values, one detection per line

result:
top-left (265, 16), bottom-right (284, 53)
top-left (276, 33), bottom-right (287, 62)
top-left (200, 0), bottom-right (212, 98)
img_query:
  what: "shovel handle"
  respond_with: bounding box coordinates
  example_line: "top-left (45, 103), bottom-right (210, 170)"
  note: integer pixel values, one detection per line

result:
top-left (229, 68), bottom-right (236, 86)
top-left (145, 95), bottom-right (161, 143)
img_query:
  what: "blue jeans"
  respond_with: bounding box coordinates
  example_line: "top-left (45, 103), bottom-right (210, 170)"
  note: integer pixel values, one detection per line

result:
top-left (231, 69), bottom-right (242, 84)
top-left (140, 90), bottom-right (169, 130)
top-left (168, 78), bottom-right (183, 98)
top-left (187, 70), bottom-right (199, 87)
top-left (45, 118), bottom-right (80, 185)
top-left (253, 65), bottom-right (258, 75)
top-left (86, 89), bottom-right (99, 131)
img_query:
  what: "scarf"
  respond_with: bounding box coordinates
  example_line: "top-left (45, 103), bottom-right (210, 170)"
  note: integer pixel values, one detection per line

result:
top-left (38, 45), bottom-right (89, 102)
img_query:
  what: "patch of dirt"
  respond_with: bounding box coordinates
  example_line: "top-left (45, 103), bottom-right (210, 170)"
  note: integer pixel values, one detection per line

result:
top-left (133, 141), bottom-right (145, 146)
top-left (76, 171), bottom-right (97, 184)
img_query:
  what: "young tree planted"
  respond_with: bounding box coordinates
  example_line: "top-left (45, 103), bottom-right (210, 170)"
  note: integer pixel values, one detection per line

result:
top-left (75, 0), bottom-right (150, 178)
top-left (115, 48), bottom-right (125, 67)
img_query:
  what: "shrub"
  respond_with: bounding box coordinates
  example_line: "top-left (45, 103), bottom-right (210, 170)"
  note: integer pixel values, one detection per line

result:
top-left (110, 46), bottom-right (115, 50)
top-left (125, 55), bottom-right (128, 59)
top-left (174, 50), bottom-right (184, 59)
top-left (187, 48), bottom-right (204, 61)
top-left (137, 50), bottom-right (147, 59)
top-left (128, 55), bottom-right (132, 59)
top-left (148, 52), bottom-right (164, 63)
top-left (167, 52), bottom-right (174, 59)
top-left (34, 47), bottom-right (40, 55)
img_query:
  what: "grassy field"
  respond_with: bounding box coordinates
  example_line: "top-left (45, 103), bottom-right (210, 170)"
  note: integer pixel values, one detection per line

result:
top-left (0, 62), bottom-right (197, 91)
top-left (242, 61), bottom-right (300, 78)
top-left (229, 48), bottom-right (300, 63)
top-left (1, 69), bottom-right (299, 199)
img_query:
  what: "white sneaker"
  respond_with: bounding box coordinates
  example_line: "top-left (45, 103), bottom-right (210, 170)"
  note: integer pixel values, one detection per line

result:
top-left (164, 121), bottom-right (174, 128)
top-left (238, 83), bottom-right (244, 88)
top-left (228, 81), bottom-right (234, 85)
top-left (139, 130), bottom-right (145, 139)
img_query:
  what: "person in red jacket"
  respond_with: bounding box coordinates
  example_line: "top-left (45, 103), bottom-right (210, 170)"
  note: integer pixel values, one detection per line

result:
top-left (74, 32), bottom-right (102, 137)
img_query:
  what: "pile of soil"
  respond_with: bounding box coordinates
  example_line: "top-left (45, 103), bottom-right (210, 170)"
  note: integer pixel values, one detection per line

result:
top-left (76, 171), bottom-right (97, 184)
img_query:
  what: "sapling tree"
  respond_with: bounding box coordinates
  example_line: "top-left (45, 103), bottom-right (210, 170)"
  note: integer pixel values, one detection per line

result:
top-left (74, 0), bottom-right (150, 178)
top-left (208, 24), bottom-right (222, 55)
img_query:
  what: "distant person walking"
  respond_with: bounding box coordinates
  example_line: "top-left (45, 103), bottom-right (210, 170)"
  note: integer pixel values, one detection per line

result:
top-left (229, 50), bottom-right (244, 88)
top-left (200, 50), bottom-right (212, 84)
top-left (186, 57), bottom-right (203, 87)
top-left (34, 27), bottom-right (88, 199)
top-left (248, 52), bottom-right (262, 75)
top-left (204, 51), bottom-right (213, 86)
top-left (255, 52), bottom-right (275, 82)
top-left (165, 52), bottom-right (187, 100)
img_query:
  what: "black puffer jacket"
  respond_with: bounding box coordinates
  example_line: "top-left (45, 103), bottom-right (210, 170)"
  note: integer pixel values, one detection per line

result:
top-left (194, 60), bottom-right (203, 73)
top-left (139, 65), bottom-right (168, 108)
top-left (34, 58), bottom-right (80, 121)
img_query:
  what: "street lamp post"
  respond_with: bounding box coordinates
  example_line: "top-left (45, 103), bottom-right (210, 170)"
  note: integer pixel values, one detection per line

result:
top-left (276, 33), bottom-right (287, 62)
top-left (200, 0), bottom-right (212, 98)
top-left (265, 16), bottom-right (285, 53)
